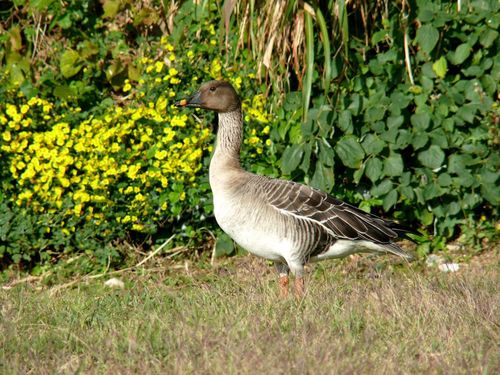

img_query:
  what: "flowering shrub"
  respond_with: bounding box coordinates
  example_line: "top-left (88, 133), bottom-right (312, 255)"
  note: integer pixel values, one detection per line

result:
top-left (0, 6), bottom-right (273, 268)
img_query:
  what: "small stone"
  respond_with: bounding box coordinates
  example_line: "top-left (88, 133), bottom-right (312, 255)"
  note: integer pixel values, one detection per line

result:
top-left (426, 254), bottom-right (444, 267)
top-left (104, 277), bottom-right (125, 288)
top-left (438, 263), bottom-right (460, 272)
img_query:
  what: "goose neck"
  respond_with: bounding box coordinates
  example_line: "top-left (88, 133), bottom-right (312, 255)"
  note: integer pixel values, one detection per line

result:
top-left (214, 109), bottom-right (243, 165)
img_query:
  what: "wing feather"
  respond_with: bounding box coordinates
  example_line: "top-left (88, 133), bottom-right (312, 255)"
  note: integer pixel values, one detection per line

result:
top-left (260, 177), bottom-right (414, 246)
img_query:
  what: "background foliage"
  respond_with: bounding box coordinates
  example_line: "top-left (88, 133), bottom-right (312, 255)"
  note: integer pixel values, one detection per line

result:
top-left (0, 0), bottom-right (498, 270)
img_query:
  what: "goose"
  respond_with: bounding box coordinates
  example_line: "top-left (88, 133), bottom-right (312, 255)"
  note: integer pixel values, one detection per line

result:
top-left (176, 80), bottom-right (415, 297)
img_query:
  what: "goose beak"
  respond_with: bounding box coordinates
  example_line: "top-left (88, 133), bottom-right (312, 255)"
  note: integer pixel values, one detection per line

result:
top-left (175, 91), bottom-right (203, 108)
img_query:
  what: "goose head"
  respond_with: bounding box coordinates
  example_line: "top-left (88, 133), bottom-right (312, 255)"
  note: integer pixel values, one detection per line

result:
top-left (175, 80), bottom-right (241, 113)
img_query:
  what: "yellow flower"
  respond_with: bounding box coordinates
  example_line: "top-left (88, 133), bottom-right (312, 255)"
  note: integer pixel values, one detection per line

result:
top-left (123, 82), bottom-right (132, 92)
top-left (248, 136), bottom-right (260, 145)
top-left (155, 149), bottom-right (168, 160)
top-left (231, 76), bottom-right (242, 89)
top-left (18, 190), bottom-right (33, 201)
top-left (171, 114), bottom-right (188, 127)
top-left (188, 149), bottom-right (202, 161)
top-left (74, 203), bottom-right (83, 216)
top-left (6, 104), bottom-right (18, 118)
top-left (127, 163), bottom-right (142, 179)
top-left (155, 61), bottom-right (164, 73)
top-left (132, 223), bottom-right (144, 231)
top-left (156, 96), bottom-right (167, 112)
top-left (210, 58), bottom-right (222, 79)
top-left (161, 176), bottom-right (168, 188)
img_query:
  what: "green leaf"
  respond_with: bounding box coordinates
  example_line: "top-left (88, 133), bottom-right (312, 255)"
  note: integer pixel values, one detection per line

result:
top-left (448, 154), bottom-right (472, 174)
top-left (420, 210), bottom-right (434, 226)
top-left (30, 0), bottom-right (55, 11)
top-left (60, 49), bottom-right (82, 78)
top-left (53, 84), bottom-right (76, 99)
top-left (437, 173), bottom-right (452, 186)
top-left (319, 139), bottom-right (335, 167)
top-left (103, 0), bottom-right (121, 18)
top-left (410, 112), bottom-right (431, 131)
top-left (383, 154), bottom-right (404, 177)
top-left (338, 110), bottom-right (353, 134)
top-left (457, 104), bottom-right (477, 123)
top-left (481, 183), bottom-right (500, 205)
top-left (387, 115), bottom-right (404, 129)
top-left (335, 135), bottom-right (365, 169)
top-left (284, 91), bottom-right (302, 111)
top-left (418, 145), bottom-right (445, 169)
top-left (412, 133), bottom-right (429, 150)
top-left (371, 179), bottom-right (393, 197)
top-left (310, 163), bottom-right (334, 192)
top-left (416, 24), bottom-right (439, 53)
top-left (481, 74), bottom-right (496, 96)
top-left (299, 142), bottom-right (312, 173)
top-left (215, 233), bottom-right (234, 257)
top-left (423, 184), bottom-right (444, 200)
top-left (450, 43), bottom-right (471, 65)
top-left (396, 130), bottom-right (412, 148)
top-left (288, 123), bottom-right (303, 143)
top-left (280, 144), bottom-right (303, 174)
top-left (400, 185), bottom-right (415, 200)
top-left (432, 56), bottom-right (447, 78)
top-left (348, 95), bottom-right (362, 115)
top-left (361, 134), bottom-right (385, 155)
top-left (457, 172), bottom-right (475, 188)
top-left (383, 190), bottom-right (398, 211)
top-left (479, 29), bottom-right (498, 48)
top-left (365, 157), bottom-right (383, 183)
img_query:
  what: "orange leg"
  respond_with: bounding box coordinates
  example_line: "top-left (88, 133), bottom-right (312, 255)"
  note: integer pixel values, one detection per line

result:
top-left (279, 274), bottom-right (289, 298)
top-left (294, 276), bottom-right (305, 298)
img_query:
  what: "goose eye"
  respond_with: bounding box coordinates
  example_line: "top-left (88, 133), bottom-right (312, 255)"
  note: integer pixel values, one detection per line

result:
top-left (209, 86), bottom-right (216, 92)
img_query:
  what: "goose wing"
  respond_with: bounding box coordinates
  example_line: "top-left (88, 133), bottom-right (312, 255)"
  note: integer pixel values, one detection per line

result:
top-left (261, 177), bottom-right (413, 246)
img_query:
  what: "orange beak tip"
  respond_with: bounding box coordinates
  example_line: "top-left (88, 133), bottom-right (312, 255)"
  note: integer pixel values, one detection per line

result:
top-left (178, 99), bottom-right (188, 107)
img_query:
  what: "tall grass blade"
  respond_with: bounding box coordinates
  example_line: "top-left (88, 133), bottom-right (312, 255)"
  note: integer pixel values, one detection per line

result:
top-left (338, 0), bottom-right (349, 56)
top-left (303, 5), bottom-right (314, 121)
top-left (315, 7), bottom-right (331, 93)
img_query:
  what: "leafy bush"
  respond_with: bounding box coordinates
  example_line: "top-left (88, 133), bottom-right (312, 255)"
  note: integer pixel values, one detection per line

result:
top-left (270, 0), bottom-right (499, 252)
top-left (0, 0), bottom-right (272, 268)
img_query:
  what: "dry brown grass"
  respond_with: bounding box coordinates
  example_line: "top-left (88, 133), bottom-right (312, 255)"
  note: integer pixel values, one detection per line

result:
top-left (1, 254), bottom-right (498, 374)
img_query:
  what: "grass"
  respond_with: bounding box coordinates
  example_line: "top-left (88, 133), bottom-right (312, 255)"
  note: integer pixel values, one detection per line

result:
top-left (1, 254), bottom-right (498, 374)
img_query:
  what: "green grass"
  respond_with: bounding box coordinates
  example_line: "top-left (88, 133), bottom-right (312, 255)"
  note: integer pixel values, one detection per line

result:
top-left (1, 255), bottom-right (498, 374)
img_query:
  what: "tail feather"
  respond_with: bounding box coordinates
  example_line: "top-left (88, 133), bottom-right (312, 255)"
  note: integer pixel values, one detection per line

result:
top-left (384, 242), bottom-right (414, 261)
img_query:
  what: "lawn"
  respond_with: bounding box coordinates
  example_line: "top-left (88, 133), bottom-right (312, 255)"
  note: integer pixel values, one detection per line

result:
top-left (1, 253), bottom-right (498, 374)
